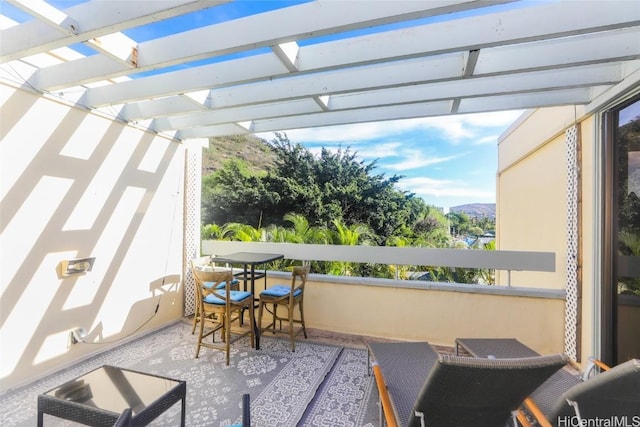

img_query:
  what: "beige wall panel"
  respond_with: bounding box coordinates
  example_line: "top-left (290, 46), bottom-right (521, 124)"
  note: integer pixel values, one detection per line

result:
top-left (286, 279), bottom-right (566, 356)
top-left (497, 133), bottom-right (568, 290)
top-left (498, 107), bottom-right (600, 362)
top-left (499, 106), bottom-right (585, 173)
top-left (0, 84), bottom-right (185, 390)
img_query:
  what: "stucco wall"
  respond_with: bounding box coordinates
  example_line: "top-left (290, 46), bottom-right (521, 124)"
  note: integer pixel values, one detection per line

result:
top-left (497, 106), bottom-right (597, 362)
top-left (260, 275), bottom-right (566, 356)
top-left (0, 84), bottom-right (186, 390)
top-left (497, 128), bottom-right (568, 290)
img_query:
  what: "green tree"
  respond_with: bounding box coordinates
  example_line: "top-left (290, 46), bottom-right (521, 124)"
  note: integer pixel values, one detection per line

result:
top-left (202, 133), bottom-right (427, 244)
top-left (201, 159), bottom-right (275, 227)
top-left (411, 207), bottom-right (450, 247)
top-left (222, 223), bottom-right (264, 242)
top-left (323, 219), bottom-right (375, 276)
top-left (264, 134), bottom-right (425, 243)
top-left (446, 211), bottom-right (472, 236)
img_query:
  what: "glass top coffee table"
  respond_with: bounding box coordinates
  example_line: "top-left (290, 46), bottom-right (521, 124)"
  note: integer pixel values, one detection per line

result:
top-left (37, 365), bottom-right (186, 426)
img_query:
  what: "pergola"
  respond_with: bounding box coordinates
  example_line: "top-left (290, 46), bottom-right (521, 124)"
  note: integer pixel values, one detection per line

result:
top-left (2, 0), bottom-right (639, 141)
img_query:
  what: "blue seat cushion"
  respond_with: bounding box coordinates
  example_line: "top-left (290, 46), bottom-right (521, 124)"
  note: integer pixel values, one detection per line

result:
top-left (261, 285), bottom-right (302, 298)
top-left (204, 290), bottom-right (252, 304)
top-left (203, 278), bottom-right (239, 290)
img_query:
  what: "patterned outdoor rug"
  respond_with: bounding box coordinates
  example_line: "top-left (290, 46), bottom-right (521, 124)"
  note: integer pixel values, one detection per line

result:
top-left (0, 321), bottom-right (379, 426)
top-left (299, 347), bottom-right (377, 427)
top-left (132, 333), bottom-right (341, 426)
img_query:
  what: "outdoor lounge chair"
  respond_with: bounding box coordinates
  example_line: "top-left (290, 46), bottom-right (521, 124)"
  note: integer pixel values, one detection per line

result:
top-left (524, 358), bottom-right (640, 427)
top-left (113, 408), bottom-right (132, 427)
top-left (368, 341), bottom-right (569, 427)
top-left (453, 337), bottom-right (626, 427)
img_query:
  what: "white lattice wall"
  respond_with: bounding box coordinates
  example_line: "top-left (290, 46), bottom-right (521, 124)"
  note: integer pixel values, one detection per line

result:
top-left (565, 125), bottom-right (580, 360)
top-left (183, 146), bottom-right (202, 317)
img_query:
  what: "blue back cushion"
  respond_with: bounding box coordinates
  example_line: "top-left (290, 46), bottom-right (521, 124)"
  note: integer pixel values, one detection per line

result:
top-left (261, 285), bottom-right (302, 297)
top-left (203, 278), bottom-right (239, 290)
top-left (204, 290), bottom-right (252, 304)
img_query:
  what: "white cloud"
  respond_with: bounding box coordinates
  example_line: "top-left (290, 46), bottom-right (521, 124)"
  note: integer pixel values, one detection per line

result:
top-left (254, 110), bottom-right (519, 209)
top-left (256, 110), bottom-right (524, 144)
top-left (386, 151), bottom-right (466, 171)
top-left (400, 176), bottom-right (494, 199)
top-left (360, 142), bottom-right (403, 158)
top-left (474, 134), bottom-right (499, 145)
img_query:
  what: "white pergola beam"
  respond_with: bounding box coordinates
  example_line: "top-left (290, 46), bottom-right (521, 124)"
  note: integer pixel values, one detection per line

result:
top-left (457, 87), bottom-right (601, 113)
top-left (475, 27), bottom-right (640, 74)
top-left (79, 31), bottom-right (635, 124)
top-left (296, 1), bottom-right (640, 72)
top-left (120, 96), bottom-right (208, 121)
top-left (152, 99), bottom-right (322, 132)
top-left (244, 88), bottom-right (599, 135)
top-left (176, 123), bottom-right (251, 139)
top-left (151, 62), bottom-right (623, 133)
top-left (1, 1), bottom-right (638, 141)
top-left (314, 95), bottom-right (330, 112)
top-left (251, 102), bottom-right (454, 133)
top-left (176, 85), bottom-right (599, 139)
top-left (86, 32), bottom-right (138, 68)
top-left (31, 0), bottom-right (640, 92)
top-left (7, 0), bottom-right (78, 35)
top-left (0, 0), bottom-right (229, 62)
top-left (29, 0), bottom-right (510, 90)
top-left (326, 63), bottom-right (624, 110)
top-left (82, 54), bottom-right (290, 107)
top-left (206, 54), bottom-right (465, 109)
top-left (70, 4), bottom-right (639, 109)
top-left (204, 44), bottom-right (631, 111)
top-left (272, 42), bottom-right (300, 72)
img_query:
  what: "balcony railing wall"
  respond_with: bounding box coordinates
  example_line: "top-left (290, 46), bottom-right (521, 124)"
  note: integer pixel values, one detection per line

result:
top-left (201, 241), bottom-right (565, 354)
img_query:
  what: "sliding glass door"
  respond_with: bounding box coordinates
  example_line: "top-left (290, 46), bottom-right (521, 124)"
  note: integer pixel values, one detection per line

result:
top-left (603, 95), bottom-right (640, 365)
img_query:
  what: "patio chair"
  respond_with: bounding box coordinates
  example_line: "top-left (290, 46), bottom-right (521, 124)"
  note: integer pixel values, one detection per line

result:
top-left (257, 265), bottom-right (310, 351)
top-left (453, 337), bottom-right (617, 426)
top-left (230, 394), bottom-right (251, 427)
top-left (192, 269), bottom-right (254, 365)
top-left (521, 358), bottom-right (640, 427)
top-left (368, 341), bottom-right (569, 427)
top-left (520, 357), bottom-right (615, 426)
top-left (189, 257), bottom-right (239, 334)
top-left (113, 408), bottom-right (132, 427)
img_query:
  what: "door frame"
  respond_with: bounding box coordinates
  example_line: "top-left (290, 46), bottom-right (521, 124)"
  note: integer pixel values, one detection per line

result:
top-left (600, 93), bottom-right (640, 365)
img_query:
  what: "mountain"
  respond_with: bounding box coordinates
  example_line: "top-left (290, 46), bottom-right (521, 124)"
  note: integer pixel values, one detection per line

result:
top-left (450, 203), bottom-right (496, 219)
top-left (203, 135), bottom-right (276, 175)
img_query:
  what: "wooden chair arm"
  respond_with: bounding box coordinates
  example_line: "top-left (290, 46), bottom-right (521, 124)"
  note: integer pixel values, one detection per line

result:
top-left (521, 397), bottom-right (553, 427)
top-left (589, 357), bottom-right (611, 371)
top-left (372, 363), bottom-right (398, 427)
top-left (515, 409), bottom-right (533, 427)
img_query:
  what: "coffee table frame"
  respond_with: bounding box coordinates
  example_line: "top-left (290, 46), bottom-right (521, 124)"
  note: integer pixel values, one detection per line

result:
top-left (37, 365), bottom-right (186, 427)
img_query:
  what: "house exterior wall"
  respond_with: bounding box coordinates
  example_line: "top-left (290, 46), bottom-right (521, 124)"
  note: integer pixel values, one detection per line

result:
top-left (497, 106), bottom-right (597, 362)
top-left (0, 83), bottom-right (186, 391)
top-left (496, 120), bottom-right (569, 290)
top-left (260, 274), bottom-right (566, 356)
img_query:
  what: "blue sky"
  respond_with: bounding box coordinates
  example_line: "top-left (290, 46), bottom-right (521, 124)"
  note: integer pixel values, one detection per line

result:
top-left (257, 110), bottom-right (524, 210)
top-left (3, 0), bottom-right (528, 210)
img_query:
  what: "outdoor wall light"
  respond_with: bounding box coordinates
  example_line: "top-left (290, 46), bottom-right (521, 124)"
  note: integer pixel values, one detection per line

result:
top-left (59, 257), bottom-right (95, 277)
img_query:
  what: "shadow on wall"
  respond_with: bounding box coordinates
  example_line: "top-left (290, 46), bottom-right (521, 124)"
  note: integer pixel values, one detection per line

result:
top-left (0, 86), bottom-right (183, 389)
